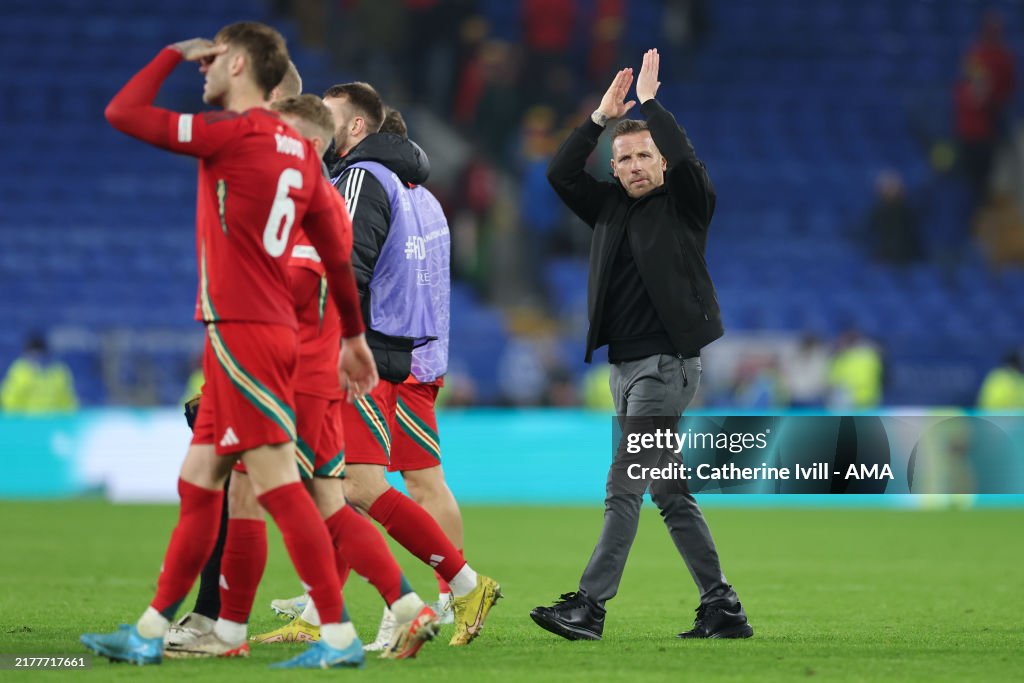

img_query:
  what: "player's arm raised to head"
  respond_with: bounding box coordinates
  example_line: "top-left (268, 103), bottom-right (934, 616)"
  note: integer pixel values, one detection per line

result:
top-left (337, 167), bottom-right (390, 297)
top-left (303, 177), bottom-right (364, 338)
top-left (104, 45), bottom-right (234, 158)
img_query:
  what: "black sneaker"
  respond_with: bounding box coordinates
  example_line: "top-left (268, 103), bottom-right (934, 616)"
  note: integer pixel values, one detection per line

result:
top-left (530, 592), bottom-right (605, 641)
top-left (677, 602), bottom-right (754, 639)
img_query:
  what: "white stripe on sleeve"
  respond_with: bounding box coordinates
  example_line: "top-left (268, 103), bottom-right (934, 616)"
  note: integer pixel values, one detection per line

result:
top-left (177, 114), bottom-right (193, 143)
top-left (343, 168), bottom-right (366, 219)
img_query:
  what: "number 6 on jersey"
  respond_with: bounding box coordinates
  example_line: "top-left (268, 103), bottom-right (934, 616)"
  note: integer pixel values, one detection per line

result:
top-left (263, 168), bottom-right (303, 257)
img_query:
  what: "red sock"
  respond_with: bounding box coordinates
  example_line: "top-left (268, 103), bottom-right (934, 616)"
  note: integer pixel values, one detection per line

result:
top-left (258, 482), bottom-right (342, 624)
top-left (326, 505), bottom-right (405, 605)
top-left (151, 479), bottom-right (224, 618)
top-left (218, 519), bottom-right (267, 623)
top-left (367, 488), bottom-right (466, 582)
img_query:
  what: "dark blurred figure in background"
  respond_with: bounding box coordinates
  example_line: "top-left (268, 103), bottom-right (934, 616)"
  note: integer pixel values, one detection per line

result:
top-left (965, 10), bottom-right (1016, 136)
top-left (730, 353), bottom-right (784, 409)
top-left (662, 0), bottom-right (710, 77)
top-left (587, 0), bottom-right (625, 88)
top-left (521, 0), bottom-right (578, 117)
top-left (519, 105), bottom-right (564, 304)
top-left (954, 56), bottom-right (999, 215)
top-left (864, 170), bottom-right (924, 265)
top-left (953, 10), bottom-right (1016, 219)
top-left (0, 333), bottom-right (78, 412)
top-left (455, 38), bottom-right (522, 165)
top-left (976, 349), bottom-right (1024, 409)
top-left (401, 1), bottom-right (477, 115)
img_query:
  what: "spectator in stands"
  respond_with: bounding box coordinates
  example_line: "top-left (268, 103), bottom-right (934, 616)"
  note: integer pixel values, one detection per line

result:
top-left (436, 369), bottom-right (477, 408)
top-left (450, 154), bottom-right (498, 294)
top-left (781, 333), bottom-right (830, 408)
top-left (496, 337), bottom-right (551, 406)
top-left (401, 0), bottom-right (477, 115)
top-left (587, 0), bottom-right (625, 88)
top-left (662, 0), bottom-right (710, 77)
top-left (954, 56), bottom-right (998, 214)
top-left (0, 333), bottom-right (78, 412)
top-left (828, 329), bottom-right (883, 409)
top-left (966, 9), bottom-right (1016, 135)
top-left (581, 365), bottom-right (615, 411)
top-left (458, 40), bottom-right (522, 165)
top-left (544, 368), bottom-right (580, 407)
top-left (521, 0), bottom-right (578, 115)
top-left (977, 350), bottom-right (1024, 409)
top-left (864, 170), bottom-right (924, 265)
top-left (519, 105), bottom-right (563, 303)
top-left (731, 354), bottom-right (784, 409)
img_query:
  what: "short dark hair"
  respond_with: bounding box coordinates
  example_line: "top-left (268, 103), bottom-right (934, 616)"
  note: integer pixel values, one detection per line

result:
top-left (275, 60), bottom-right (302, 99)
top-left (610, 118), bottom-right (650, 143)
top-left (272, 94), bottom-right (334, 144)
top-left (215, 22), bottom-right (289, 99)
top-left (25, 333), bottom-right (47, 354)
top-left (379, 107), bottom-right (408, 138)
top-left (322, 82), bottom-right (385, 133)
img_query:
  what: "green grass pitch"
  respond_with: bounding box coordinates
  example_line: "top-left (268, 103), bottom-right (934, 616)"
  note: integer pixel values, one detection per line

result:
top-left (0, 501), bottom-right (1021, 681)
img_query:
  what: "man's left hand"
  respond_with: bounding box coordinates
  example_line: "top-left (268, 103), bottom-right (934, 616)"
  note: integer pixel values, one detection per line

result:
top-left (636, 48), bottom-right (661, 104)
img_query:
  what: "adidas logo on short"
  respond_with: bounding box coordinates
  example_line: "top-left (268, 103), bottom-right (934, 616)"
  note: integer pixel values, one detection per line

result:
top-left (220, 427), bottom-right (240, 448)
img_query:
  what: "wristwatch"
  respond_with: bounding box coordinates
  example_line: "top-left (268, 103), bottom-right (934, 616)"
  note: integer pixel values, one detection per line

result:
top-left (591, 110), bottom-right (609, 127)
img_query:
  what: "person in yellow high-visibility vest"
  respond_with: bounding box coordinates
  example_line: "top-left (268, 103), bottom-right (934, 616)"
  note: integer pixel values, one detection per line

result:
top-left (977, 351), bottom-right (1024, 409)
top-left (0, 334), bottom-right (78, 412)
top-left (828, 330), bottom-right (883, 409)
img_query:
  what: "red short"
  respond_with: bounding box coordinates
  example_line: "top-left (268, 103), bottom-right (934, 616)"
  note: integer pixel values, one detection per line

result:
top-left (191, 322), bottom-right (297, 457)
top-left (342, 381), bottom-right (441, 472)
top-left (294, 393), bottom-right (346, 479)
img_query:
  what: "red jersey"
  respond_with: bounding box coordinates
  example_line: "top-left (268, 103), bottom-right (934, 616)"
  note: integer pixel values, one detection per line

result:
top-left (289, 227), bottom-right (345, 399)
top-left (105, 47), bottom-right (365, 336)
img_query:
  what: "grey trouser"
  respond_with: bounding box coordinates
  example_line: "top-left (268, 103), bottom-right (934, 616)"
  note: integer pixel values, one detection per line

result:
top-left (578, 354), bottom-right (738, 610)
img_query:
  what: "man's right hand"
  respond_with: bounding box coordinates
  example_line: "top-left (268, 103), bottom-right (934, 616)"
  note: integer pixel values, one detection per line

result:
top-left (597, 68), bottom-right (636, 121)
top-left (338, 334), bottom-right (379, 403)
top-left (171, 38), bottom-right (227, 63)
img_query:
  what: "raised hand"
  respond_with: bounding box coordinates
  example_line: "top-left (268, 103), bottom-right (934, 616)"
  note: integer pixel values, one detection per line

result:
top-left (597, 68), bottom-right (636, 120)
top-left (172, 38), bottom-right (228, 63)
top-left (636, 48), bottom-right (661, 104)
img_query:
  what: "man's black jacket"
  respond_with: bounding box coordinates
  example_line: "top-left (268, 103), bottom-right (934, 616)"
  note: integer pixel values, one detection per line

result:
top-left (327, 133), bottom-right (431, 382)
top-left (547, 98), bottom-right (724, 363)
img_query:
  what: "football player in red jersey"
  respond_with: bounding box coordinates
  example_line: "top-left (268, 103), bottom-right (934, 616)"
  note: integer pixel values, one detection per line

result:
top-left (169, 95), bottom-right (441, 661)
top-left (167, 59), bottom-right (304, 646)
top-left (81, 22), bottom-right (377, 669)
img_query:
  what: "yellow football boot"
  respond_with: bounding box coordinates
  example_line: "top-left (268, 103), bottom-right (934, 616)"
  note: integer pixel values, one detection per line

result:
top-left (449, 575), bottom-right (502, 645)
top-left (250, 617), bottom-right (320, 644)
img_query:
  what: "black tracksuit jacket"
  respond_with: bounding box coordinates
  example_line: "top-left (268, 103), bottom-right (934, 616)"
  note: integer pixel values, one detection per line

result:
top-left (326, 133), bottom-right (432, 382)
top-left (547, 98), bottom-right (724, 363)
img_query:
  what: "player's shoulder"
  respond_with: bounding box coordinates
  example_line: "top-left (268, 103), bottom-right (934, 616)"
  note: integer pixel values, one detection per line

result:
top-left (198, 110), bottom-right (243, 125)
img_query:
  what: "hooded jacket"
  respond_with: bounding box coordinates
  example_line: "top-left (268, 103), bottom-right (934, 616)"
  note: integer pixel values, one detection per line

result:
top-left (547, 99), bottom-right (724, 363)
top-left (327, 133), bottom-right (441, 382)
